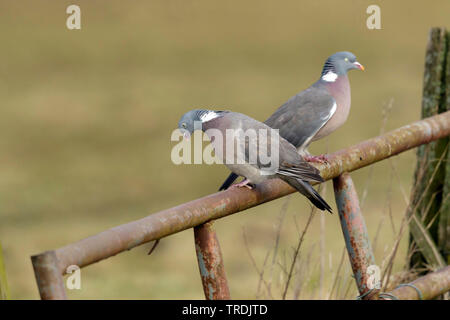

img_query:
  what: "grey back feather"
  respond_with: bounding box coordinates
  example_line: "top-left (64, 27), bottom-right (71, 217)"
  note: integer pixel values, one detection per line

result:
top-left (264, 83), bottom-right (336, 150)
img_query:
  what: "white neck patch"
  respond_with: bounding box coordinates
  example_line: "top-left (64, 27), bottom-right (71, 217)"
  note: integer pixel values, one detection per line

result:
top-left (199, 111), bottom-right (219, 123)
top-left (321, 71), bottom-right (338, 82)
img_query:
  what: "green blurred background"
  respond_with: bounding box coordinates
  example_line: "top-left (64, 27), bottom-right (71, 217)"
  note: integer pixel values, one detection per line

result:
top-left (0, 0), bottom-right (449, 299)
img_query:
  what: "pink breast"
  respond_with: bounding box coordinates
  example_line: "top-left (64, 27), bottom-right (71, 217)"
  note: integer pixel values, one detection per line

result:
top-left (313, 75), bottom-right (351, 141)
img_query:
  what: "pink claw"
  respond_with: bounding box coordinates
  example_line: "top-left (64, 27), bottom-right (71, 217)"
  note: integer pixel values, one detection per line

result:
top-left (304, 154), bottom-right (329, 164)
top-left (231, 179), bottom-right (253, 190)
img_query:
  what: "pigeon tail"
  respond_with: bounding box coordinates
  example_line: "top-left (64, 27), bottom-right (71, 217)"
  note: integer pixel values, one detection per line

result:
top-left (282, 177), bottom-right (332, 213)
top-left (219, 172), bottom-right (239, 191)
top-left (276, 162), bottom-right (324, 183)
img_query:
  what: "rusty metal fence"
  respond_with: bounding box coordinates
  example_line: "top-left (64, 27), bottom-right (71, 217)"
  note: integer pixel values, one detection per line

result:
top-left (31, 110), bottom-right (450, 300)
top-left (31, 28), bottom-right (450, 300)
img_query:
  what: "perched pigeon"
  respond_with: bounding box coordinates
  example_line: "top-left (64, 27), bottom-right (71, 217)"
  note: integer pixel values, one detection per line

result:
top-left (219, 51), bottom-right (364, 191)
top-left (178, 109), bottom-right (332, 212)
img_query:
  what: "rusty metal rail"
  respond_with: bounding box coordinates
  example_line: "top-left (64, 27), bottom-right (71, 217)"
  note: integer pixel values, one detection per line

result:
top-left (381, 265), bottom-right (450, 300)
top-left (31, 111), bottom-right (450, 299)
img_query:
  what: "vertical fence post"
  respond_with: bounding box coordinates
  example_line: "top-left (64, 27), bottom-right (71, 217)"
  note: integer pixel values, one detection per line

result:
top-left (439, 29), bottom-right (450, 266)
top-left (333, 173), bottom-right (379, 299)
top-left (0, 242), bottom-right (10, 300)
top-left (31, 250), bottom-right (67, 300)
top-left (194, 221), bottom-right (230, 300)
top-left (409, 27), bottom-right (449, 271)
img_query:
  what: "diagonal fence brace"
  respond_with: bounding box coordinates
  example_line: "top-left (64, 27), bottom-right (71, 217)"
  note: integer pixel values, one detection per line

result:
top-left (333, 173), bottom-right (379, 299)
top-left (194, 221), bottom-right (230, 300)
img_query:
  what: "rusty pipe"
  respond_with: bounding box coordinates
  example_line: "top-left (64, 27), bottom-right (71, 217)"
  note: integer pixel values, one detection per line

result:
top-left (194, 221), bottom-right (230, 300)
top-left (333, 173), bottom-right (379, 300)
top-left (31, 251), bottom-right (67, 300)
top-left (381, 265), bottom-right (450, 300)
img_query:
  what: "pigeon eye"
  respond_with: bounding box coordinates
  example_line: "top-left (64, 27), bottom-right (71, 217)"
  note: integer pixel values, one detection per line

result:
top-left (182, 123), bottom-right (187, 129)
top-left (344, 58), bottom-right (349, 62)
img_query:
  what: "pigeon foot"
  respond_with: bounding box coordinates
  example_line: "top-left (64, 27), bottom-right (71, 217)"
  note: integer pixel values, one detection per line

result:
top-left (231, 179), bottom-right (254, 190)
top-left (304, 154), bottom-right (329, 164)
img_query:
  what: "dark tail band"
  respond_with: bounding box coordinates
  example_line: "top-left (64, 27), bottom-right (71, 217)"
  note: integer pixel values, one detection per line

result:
top-left (219, 172), bottom-right (239, 191)
top-left (283, 177), bottom-right (332, 213)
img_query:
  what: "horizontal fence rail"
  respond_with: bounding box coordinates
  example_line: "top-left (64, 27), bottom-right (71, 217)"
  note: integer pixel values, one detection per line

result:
top-left (32, 110), bottom-right (450, 299)
top-left (382, 266), bottom-right (450, 300)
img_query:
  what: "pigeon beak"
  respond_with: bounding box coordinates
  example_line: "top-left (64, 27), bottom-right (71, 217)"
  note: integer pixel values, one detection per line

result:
top-left (183, 131), bottom-right (191, 141)
top-left (354, 61), bottom-right (365, 71)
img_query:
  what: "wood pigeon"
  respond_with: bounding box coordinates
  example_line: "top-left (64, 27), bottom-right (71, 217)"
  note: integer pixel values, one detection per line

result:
top-left (219, 51), bottom-right (364, 191)
top-left (178, 109), bottom-right (332, 212)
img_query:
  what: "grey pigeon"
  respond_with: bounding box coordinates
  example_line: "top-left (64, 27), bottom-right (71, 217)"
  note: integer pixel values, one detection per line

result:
top-left (178, 109), bottom-right (332, 212)
top-left (219, 51), bottom-right (364, 191)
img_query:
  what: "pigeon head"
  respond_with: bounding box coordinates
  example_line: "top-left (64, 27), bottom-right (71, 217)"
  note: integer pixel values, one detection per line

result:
top-left (321, 51), bottom-right (364, 81)
top-left (178, 109), bottom-right (221, 139)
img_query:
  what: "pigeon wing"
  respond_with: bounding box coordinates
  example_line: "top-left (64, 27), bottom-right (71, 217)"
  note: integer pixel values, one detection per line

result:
top-left (264, 87), bottom-right (336, 150)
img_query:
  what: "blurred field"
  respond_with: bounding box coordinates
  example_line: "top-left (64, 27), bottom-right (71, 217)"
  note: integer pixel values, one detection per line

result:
top-left (0, 1), bottom-right (449, 299)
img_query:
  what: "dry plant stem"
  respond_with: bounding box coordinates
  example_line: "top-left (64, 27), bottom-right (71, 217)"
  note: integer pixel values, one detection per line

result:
top-left (360, 98), bottom-right (394, 209)
top-left (0, 243), bottom-right (9, 300)
top-left (147, 239), bottom-right (160, 255)
top-left (382, 148), bottom-right (447, 290)
top-left (382, 149), bottom-right (430, 286)
top-left (408, 147), bottom-right (447, 271)
top-left (372, 160), bottom-right (395, 254)
top-left (319, 210), bottom-right (326, 299)
top-left (425, 193), bottom-right (449, 230)
top-left (342, 274), bottom-right (355, 299)
top-left (256, 251), bottom-right (271, 299)
top-left (386, 161), bottom-right (397, 234)
top-left (293, 243), bottom-right (316, 299)
top-left (281, 206), bottom-right (316, 300)
top-left (267, 195), bottom-right (291, 299)
top-left (340, 262), bottom-right (355, 300)
top-left (328, 247), bottom-right (346, 300)
top-left (242, 227), bottom-right (270, 299)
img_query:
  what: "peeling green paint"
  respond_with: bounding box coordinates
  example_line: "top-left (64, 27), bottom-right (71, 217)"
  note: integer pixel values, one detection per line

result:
top-left (195, 244), bottom-right (210, 279)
